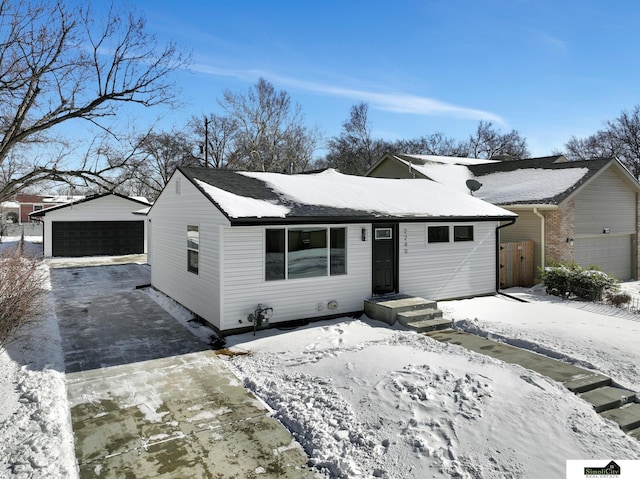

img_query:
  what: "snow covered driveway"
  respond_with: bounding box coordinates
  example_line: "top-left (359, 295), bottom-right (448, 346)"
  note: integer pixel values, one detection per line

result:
top-left (51, 263), bottom-right (314, 478)
top-left (50, 264), bottom-right (210, 372)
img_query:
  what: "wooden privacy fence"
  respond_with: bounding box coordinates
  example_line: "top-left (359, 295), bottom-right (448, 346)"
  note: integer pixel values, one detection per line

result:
top-left (499, 240), bottom-right (534, 288)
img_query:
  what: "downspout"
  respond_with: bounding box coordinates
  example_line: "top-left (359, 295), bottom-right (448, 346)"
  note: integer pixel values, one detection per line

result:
top-left (496, 218), bottom-right (517, 291)
top-left (533, 207), bottom-right (545, 273)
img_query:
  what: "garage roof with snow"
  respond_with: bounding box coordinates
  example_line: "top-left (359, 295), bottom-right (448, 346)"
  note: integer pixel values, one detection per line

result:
top-left (178, 167), bottom-right (516, 225)
top-left (29, 192), bottom-right (150, 217)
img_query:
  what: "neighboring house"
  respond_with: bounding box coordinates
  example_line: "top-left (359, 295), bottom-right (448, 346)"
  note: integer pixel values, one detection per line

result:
top-left (147, 167), bottom-right (516, 335)
top-left (30, 193), bottom-right (150, 257)
top-left (367, 153), bottom-right (640, 280)
top-left (12, 193), bottom-right (85, 223)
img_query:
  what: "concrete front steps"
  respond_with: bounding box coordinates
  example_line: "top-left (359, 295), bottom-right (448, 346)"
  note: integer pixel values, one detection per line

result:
top-left (427, 330), bottom-right (640, 442)
top-left (364, 294), bottom-right (452, 333)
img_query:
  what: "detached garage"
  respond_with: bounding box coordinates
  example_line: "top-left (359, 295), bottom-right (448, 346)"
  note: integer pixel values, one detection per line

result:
top-left (30, 193), bottom-right (150, 257)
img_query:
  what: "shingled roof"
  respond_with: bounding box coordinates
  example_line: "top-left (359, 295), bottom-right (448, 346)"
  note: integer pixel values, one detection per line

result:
top-left (468, 157), bottom-right (616, 205)
top-left (178, 167), bottom-right (516, 225)
top-left (375, 154), bottom-right (633, 206)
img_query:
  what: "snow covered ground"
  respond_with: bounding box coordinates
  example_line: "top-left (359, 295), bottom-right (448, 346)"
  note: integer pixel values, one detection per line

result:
top-left (1, 239), bottom-right (639, 478)
top-left (223, 300), bottom-right (640, 478)
top-left (0, 237), bottom-right (77, 478)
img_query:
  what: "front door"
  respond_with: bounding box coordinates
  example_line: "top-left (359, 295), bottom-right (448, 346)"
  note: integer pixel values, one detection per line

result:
top-left (372, 223), bottom-right (398, 294)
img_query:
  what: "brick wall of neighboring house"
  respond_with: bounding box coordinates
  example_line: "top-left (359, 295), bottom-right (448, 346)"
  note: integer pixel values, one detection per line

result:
top-left (14, 194), bottom-right (55, 223)
top-left (545, 199), bottom-right (576, 265)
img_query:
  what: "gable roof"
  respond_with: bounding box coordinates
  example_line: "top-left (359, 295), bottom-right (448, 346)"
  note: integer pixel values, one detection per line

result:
top-left (468, 157), bottom-right (629, 205)
top-left (29, 192), bottom-right (150, 217)
top-left (370, 154), bottom-right (639, 206)
top-left (177, 167), bottom-right (516, 225)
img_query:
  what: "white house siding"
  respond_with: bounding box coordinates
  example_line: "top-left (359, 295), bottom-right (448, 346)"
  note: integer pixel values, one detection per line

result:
top-left (149, 172), bottom-right (229, 329)
top-left (220, 224), bottom-right (372, 331)
top-left (399, 222), bottom-right (498, 300)
top-left (573, 167), bottom-right (637, 279)
top-left (41, 195), bottom-right (147, 257)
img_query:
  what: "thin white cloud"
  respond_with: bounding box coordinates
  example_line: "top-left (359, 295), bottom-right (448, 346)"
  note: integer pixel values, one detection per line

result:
top-left (191, 63), bottom-right (504, 123)
top-left (534, 31), bottom-right (569, 54)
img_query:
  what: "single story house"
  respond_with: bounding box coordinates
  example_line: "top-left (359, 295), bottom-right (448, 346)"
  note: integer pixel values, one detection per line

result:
top-left (147, 167), bottom-right (516, 335)
top-left (30, 193), bottom-right (150, 257)
top-left (367, 153), bottom-right (640, 281)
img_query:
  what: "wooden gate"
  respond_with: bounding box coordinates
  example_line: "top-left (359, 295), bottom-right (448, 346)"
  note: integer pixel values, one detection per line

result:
top-left (499, 241), bottom-right (534, 288)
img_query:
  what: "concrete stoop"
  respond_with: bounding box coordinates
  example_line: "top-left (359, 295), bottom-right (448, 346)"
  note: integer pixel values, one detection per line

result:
top-left (364, 294), bottom-right (452, 332)
top-left (426, 330), bottom-right (640, 441)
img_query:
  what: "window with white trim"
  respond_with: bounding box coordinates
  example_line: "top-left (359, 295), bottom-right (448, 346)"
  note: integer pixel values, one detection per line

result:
top-left (187, 225), bottom-right (199, 274)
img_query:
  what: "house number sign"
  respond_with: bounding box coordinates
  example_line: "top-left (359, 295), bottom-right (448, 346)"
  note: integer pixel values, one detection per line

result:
top-left (403, 228), bottom-right (408, 254)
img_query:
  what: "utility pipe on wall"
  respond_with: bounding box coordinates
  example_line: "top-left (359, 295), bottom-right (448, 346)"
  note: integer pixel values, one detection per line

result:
top-left (533, 207), bottom-right (545, 272)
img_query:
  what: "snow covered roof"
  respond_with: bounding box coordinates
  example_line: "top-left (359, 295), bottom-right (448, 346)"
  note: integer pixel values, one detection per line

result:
top-left (468, 157), bottom-right (620, 205)
top-left (0, 201), bottom-right (20, 209)
top-left (29, 192), bottom-right (152, 217)
top-left (180, 167), bottom-right (516, 224)
top-left (395, 153), bottom-right (500, 166)
top-left (373, 154), bottom-right (634, 206)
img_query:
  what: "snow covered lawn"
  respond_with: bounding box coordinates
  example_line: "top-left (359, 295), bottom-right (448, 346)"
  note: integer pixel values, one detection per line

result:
top-left (224, 307), bottom-right (640, 478)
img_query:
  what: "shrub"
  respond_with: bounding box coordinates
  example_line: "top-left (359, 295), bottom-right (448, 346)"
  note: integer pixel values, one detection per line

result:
top-left (0, 248), bottom-right (47, 349)
top-left (539, 261), bottom-right (618, 302)
top-left (606, 292), bottom-right (632, 308)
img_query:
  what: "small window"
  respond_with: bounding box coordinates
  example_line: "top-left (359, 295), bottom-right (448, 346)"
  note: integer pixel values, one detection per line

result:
top-left (428, 226), bottom-right (449, 243)
top-left (454, 225), bottom-right (474, 242)
top-left (266, 229), bottom-right (285, 281)
top-left (330, 227), bottom-right (346, 275)
top-left (187, 225), bottom-right (199, 274)
top-left (375, 228), bottom-right (392, 240)
top-left (33, 205), bottom-right (43, 211)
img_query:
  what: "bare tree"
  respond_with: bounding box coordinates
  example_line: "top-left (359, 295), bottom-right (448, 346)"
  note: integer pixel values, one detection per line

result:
top-left (465, 120), bottom-right (530, 159)
top-left (564, 130), bottom-right (620, 161)
top-left (219, 78), bottom-right (320, 172)
top-left (326, 102), bottom-right (389, 175)
top-left (393, 132), bottom-right (468, 157)
top-left (0, 0), bottom-right (188, 202)
top-left (189, 114), bottom-right (241, 169)
top-left (564, 106), bottom-right (640, 178)
top-left (121, 130), bottom-right (199, 200)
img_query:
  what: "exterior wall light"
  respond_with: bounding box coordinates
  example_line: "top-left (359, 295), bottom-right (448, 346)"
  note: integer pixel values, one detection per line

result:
top-left (361, 228), bottom-right (367, 241)
top-left (566, 238), bottom-right (574, 246)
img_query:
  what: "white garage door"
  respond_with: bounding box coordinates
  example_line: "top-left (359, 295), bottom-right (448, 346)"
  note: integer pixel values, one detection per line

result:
top-left (574, 235), bottom-right (633, 280)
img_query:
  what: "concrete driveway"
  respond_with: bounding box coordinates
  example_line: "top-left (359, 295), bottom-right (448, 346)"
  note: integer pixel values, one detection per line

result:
top-left (50, 262), bottom-right (316, 478)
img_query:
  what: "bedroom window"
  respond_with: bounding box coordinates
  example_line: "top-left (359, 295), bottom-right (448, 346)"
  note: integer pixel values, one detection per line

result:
top-left (187, 225), bottom-right (199, 274)
top-left (454, 225), bottom-right (474, 242)
top-left (265, 227), bottom-right (347, 280)
top-left (428, 225), bottom-right (449, 243)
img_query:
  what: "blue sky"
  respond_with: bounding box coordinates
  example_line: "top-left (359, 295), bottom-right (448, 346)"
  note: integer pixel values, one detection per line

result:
top-left (132, 0), bottom-right (640, 157)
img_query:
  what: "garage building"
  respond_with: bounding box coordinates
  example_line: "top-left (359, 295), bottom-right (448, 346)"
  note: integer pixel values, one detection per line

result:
top-left (31, 193), bottom-right (150, 257)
